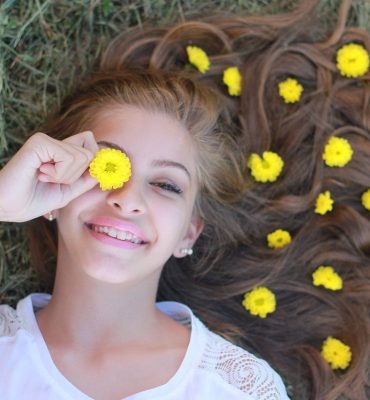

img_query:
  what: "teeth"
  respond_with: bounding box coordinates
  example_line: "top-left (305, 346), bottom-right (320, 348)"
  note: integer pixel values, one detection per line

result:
top-left (91, 224), bottom-right (142, 244)
top-left (116, 230), bottom-right (127, 241)
top-left (107, 227), bottom-right (117, 238)
top-left (126, 233), bottom-right (133, 240)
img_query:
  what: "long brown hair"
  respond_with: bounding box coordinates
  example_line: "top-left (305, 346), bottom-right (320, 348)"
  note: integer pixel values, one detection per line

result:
top-left (26, 0), bottom-right (370, 399)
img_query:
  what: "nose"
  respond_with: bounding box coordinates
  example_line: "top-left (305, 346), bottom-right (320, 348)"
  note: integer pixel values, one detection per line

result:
top-left (106, 177), bottom-right (147, 215)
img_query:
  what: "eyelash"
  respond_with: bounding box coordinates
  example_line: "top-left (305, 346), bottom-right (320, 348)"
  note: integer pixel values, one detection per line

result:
top-left (151, 182), bottom-right (183, 194)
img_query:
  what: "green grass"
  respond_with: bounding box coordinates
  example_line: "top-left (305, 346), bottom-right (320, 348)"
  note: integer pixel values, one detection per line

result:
top-left (1, 0), bottom-right (369, 310)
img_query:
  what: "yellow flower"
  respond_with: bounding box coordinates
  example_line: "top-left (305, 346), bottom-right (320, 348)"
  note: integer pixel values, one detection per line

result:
top-left (242, 287), bottom-right (276, 318)
top-left (323, 136), bottom-right (353, 167)
top-left (312, 266), bottom-right (343, 291)
top-left (361, 189), bottom-right (370, 211)
top-left (315, 191), bottom-right (334, 215)
top-left (336, 43), bottom-right (370, 78)
top-left (186, 45), bottom-right (210, 73)
top-left (223, 66), bottom-right (242, 96)
top-left (278, 78), bottom-right (303, 103)
top-left (89, 148), bottom-right (131, 191)
top-left (321, 337), bottom-right (352, 370)
top-left (267, 229), bottom-right (291, 249)
top-left (247, 151), bottom-right (284, 183)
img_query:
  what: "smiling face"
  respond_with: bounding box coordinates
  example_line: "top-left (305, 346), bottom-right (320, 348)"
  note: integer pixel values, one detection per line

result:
top-left (55, 105), bottom-right (204, 286)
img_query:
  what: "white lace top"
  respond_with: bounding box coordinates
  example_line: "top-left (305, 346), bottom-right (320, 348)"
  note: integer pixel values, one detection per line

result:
top-left (0, 293), bottom-right (289, 399)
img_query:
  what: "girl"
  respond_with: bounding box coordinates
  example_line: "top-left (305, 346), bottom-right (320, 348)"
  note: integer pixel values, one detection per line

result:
top-left (1, 0), bottom-right (370, 399)
top-left (0, 50), bottom-right (288, 400)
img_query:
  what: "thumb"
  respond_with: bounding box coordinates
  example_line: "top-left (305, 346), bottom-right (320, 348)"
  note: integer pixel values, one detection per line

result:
top-left (62, 169), bottom-right (99, 205)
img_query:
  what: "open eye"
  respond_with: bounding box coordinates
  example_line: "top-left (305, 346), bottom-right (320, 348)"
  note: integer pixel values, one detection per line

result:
top-left (151, 182), bottom-right (183, 194)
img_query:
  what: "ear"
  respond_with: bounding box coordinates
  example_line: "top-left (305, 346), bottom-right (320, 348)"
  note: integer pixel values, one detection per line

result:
top-left (173, 212), bottom-right (204, 258)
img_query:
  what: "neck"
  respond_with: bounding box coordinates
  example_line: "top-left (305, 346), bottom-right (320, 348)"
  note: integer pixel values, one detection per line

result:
top-left (35, 260), bottom-right (165, 354)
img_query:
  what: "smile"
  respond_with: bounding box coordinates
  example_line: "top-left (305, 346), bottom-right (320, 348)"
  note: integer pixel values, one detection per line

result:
top-left (85, 223), bottom-right (147, 248)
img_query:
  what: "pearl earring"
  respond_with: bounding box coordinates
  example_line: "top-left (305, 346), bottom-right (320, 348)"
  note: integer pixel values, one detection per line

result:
top-left (181, 248), bottom-right (193, 256)
top-left (48, 212), bottom-right (54, 221)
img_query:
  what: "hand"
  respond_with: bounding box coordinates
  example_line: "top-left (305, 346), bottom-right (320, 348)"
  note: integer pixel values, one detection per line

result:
top-left (0, 131), bottom-right (100, 222)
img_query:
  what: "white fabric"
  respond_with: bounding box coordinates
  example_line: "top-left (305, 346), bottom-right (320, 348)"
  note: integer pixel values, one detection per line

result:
top-left (0, 293), bottom-right (290, 399)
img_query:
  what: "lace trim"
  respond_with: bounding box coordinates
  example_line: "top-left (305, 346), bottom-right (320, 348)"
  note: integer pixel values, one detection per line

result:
top-left (0, 305), bottom-right (23, 337)
top-left (199, 330), bottom-right (287, 399)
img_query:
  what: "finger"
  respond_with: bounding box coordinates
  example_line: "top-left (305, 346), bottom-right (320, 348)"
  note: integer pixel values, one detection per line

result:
top-left (58, 131), bottom-right (100, 183)
top-left (60, 169), bottom-right (99, 206)
top-left (37, 172), bottom-right (50, 182)
top-left (35, 132), bottom-right (98, 184)
top-left (42, 141), bottom-right (91, 183)
top-left (28, 132), bottom-right (76, 172)
top-left (39, 156), bottom-right (89, 184)
top-left (57, 161), bottom-right (93, 185)
top-left (63, 131), bottom-right (100, 160)
top-left (39, 152), bottom-right (74, 183)
top-left (82, 131), bottom-right (100, 155)
top-left (39, 163), bottom-right (55, 175)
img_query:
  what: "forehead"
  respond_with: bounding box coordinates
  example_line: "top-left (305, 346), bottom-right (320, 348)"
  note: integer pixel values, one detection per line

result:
top-left (91, 105), bottom-right (189, 144)
top-left (90, 105), bottom-right (198, 174)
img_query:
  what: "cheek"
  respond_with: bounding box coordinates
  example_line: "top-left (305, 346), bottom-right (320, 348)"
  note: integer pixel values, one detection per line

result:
top-left (150, 198), bottom-right (182, 225)
top-left (149, 196), bottom-right (190, 235)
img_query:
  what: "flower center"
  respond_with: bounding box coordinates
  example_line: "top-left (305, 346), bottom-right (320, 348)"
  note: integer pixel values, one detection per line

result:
top-left (255, 298), bottom-right (265, 306)
top-left (105, 162), bottom-right (117, 173)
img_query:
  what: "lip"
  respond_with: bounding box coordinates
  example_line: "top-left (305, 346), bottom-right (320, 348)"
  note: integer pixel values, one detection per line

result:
top-left (85, 216), bottom-right (148, 243)
top-left (85, 224), bottom-right (145, 250)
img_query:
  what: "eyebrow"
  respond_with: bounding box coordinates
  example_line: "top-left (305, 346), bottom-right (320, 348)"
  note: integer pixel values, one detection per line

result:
top-left (98, 140), bottom-right (128, 154)
top-left (97, 140), bottom-right (191, 181)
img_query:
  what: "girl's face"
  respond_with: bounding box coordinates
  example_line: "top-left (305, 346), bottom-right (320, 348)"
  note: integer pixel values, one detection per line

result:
top-left (55, 105), bottom-right (204, 285)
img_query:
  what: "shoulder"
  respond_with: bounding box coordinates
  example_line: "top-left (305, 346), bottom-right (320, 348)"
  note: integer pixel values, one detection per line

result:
top-left (0, 304), bottom-right (23, 337)
top-left (199, 328), bottom-right (289, 399)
